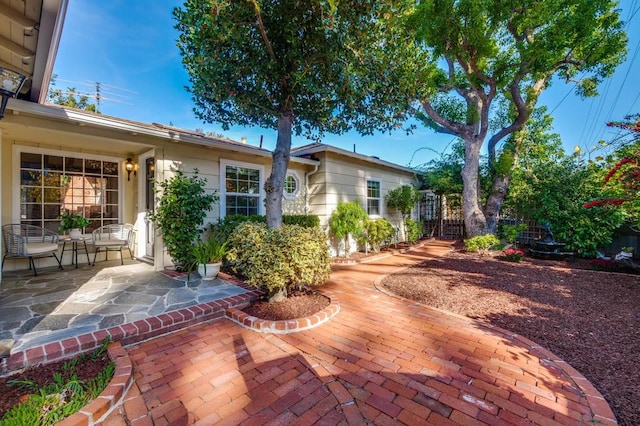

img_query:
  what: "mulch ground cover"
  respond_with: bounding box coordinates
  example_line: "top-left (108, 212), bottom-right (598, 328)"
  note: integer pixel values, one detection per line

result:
top-left (381, 246), bottom-right (640, 426)
top-left (0, 355), bottom-right (111, 419)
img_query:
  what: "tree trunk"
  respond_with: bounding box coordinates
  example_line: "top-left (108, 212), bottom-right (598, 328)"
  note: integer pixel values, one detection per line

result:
top-left (461, 138), bottom-right (488, 237)
top-left (265, 112), bottom-right (293, 229)
top-left (484, 174), bottom-right (511, 234)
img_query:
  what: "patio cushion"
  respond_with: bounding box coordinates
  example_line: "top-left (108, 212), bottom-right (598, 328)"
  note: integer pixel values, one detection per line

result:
top-left (25, 242), bottom-right (59, 255)
top-left (94, 238), bottom-right (127, 247)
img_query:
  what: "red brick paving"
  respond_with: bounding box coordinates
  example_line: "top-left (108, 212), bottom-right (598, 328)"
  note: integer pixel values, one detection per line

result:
top-left (106, 240), bottom-right (617, 425)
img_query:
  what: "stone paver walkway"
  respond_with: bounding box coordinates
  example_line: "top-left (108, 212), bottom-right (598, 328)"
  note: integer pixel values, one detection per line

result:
top-left (107, 241), bottom-right (616, 425)
top-left (0, 260), bottom-right (246, 354)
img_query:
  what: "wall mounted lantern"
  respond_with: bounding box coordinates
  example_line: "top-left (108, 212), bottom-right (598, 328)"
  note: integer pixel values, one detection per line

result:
top-left (125, 158), bottom-right (137, 181)
top-left (0, 67), bottom-right (27, 120)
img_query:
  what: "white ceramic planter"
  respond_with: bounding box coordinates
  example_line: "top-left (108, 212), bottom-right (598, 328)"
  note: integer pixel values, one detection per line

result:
top-left (198, 262), bottom-right (221, 280)
top-left (69, 228), bottom-right (82, 240)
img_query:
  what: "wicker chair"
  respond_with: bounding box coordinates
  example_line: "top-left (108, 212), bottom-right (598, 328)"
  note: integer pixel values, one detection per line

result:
top-left (92, 224), bottom-right (134, 265)
top-left (2, 224), bottom-right (63, 276)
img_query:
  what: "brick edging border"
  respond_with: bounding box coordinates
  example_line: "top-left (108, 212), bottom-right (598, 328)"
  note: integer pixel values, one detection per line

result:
top-left (373, 273), bottom-right (618, 425)
top-left (56, 342), bottom-right (132, 426)
top-left (1, 279), bottom-right (261, 376)
top-left (225, 293), bottom-right (340, 334)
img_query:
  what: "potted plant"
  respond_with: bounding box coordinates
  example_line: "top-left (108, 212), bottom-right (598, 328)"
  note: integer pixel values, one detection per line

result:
top-left (59, 209), bottom-right (90, 240)
top-left (190, 236), bottom-right (228, 280)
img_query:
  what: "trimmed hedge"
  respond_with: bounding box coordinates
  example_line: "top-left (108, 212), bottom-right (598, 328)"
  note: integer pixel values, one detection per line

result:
top-left (226, 222), bottom-right (330, 299)
top-left (211, 214), bottom-right (320, 242)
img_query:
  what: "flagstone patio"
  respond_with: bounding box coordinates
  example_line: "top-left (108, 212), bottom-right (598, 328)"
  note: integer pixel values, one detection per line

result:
top-left (0, 260), bottom-right (247, 356)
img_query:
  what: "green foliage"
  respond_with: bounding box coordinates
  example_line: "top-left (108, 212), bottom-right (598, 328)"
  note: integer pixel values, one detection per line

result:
top-left (418, 140), bottom-right (465, 195)
top-left (174, 1), bottom-right (431, 227)
top-left (211, 214), bottom-right (319, 242)
top-left (464, 234), bottom-right (500, 253)
top-left (1, 353), bottom-right (114, 425)
top-left (283, 215), bottom-right (320, 228)
top-left (385, 185), bottom-right (422, 218)
top-left (226, 222), bottom-right (330, 300)
top-left (47, 75), bottom-right (98, 113)
top-left (404, 218), bottom-right (421, 244)
top-left (498, 223), bottom-right (528, 245)
top-left (360, 218), bottom-right (395, 253)
top-left (411, 0), bottom-right (627, 236)
top-left (328, 201), bottom-right (368, 257)
top-left (58, 209), bottom-right (90, 231)
top-left (191, 236), bottom-right (228, 265)
top-left (507, 147), bottom-right (626, 257)
top-left (149, 169), bottom-right (217, 268)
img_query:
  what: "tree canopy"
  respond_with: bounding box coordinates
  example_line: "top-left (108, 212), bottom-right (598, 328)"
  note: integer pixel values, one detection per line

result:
top-left (411, 0), bottom-right (627, 237)
top-left (48, 75), bottom-right (98, 112)
top-left (174, 0), bottom-right (431, 227)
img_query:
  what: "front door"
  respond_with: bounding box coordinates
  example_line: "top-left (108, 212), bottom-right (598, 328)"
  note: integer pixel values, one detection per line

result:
top-left (145, 156), bottom-right (155, 258)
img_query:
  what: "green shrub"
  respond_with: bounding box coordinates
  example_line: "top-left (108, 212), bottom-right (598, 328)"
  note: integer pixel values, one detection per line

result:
top-left (328, 201), bottom-right (368, 257)
top-left (210, 214), bottom-right (264, 242)
top-left (283, 214), bottom-right (320, 228)
top-left (361, 218), bottom-right (395, 252)
top-left (211, 214), bottom-right (319, 242)
top-left (149, 169), bottom-right (217, 268)
top-left (226, 222), bottom-right (330, 301)
top-left (498, 223), bottom-right (528, 244)
top-left (464, 234), bottom-right (500, 252)
top-left (404, 218), bottom-right (421, 244)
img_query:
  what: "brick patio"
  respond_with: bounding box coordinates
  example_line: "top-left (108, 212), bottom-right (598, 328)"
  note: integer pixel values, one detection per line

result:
top-left (101, 240), bottom-right (616, 425)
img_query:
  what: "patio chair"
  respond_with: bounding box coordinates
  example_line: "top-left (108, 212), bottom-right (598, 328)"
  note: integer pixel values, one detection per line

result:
top-left (2, 224), bottom-right (63, 276)
top-left (92, 224), bottom-right (134, 265)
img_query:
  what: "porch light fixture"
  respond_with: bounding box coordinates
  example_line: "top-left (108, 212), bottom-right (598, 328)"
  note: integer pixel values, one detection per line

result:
top-left (0, 67), bottom-right (27, 120)
top-left (125, 158), bottom-right (137, 181)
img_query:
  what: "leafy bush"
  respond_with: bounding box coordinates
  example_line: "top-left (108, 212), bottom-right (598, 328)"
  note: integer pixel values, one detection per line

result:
top-left (361, 218), bottom-right (395, 252)
top-left (329, 201), bottom-right (368, 257)
top-left (404, 218), bottom-right (421, 244)
top-left (210, 214), bottom-right (265, 242)
top-left (464, 234), bottom-right (500, 252)
top-left (503, 248), bottom-right (525, 262)
top-left (211, 214), bottom-right (319, 242)
top-left (498, 223), bottom-right (528, 244)
top-left (149, 169), bottom-right (217, 268)
top-left (226, 222), bottom-right (330, 301)
top-left (283, 214), bottom-right (320, 228)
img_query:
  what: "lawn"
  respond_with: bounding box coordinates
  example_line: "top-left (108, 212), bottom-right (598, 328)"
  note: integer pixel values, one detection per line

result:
top-left (382, 247), bottom-right (640, 426)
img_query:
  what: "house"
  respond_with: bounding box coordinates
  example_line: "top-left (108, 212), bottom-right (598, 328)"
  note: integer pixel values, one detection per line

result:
top-left (0, 1), bottom-right (420, 276)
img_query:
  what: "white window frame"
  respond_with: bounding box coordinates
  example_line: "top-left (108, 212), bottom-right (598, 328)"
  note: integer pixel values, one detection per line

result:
top-left (220, 159), bottom-right (265, 218)
top-left (12, 145), bottom-right (124, 229)
top-left (283, 170), bottom-right (301, 200)
top-left (366, 178), bottom-right (382, 217)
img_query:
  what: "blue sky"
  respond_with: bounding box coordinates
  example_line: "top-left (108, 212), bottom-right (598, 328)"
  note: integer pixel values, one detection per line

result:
top-left (52, 0), bottom-right (640, 168)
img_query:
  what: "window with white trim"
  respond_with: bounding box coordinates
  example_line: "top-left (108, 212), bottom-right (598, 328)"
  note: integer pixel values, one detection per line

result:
top-left (18, 150), bottom-right (121, 233)
top-left (222, 162), bottom-right (262, 216)
top-left (283, 171), bottom-right (300, 199)
top-left (366, 179), bottom-right (381, 216)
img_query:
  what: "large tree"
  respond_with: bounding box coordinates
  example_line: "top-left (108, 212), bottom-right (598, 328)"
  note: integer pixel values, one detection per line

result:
top-left (174, 0), bottom-right (430, 228)
top-left (411, 0), bottom-right (627, 237)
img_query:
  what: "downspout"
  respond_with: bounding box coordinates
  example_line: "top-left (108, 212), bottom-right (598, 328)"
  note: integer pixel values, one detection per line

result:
top-left (304, 163), bottom-right (319, 214)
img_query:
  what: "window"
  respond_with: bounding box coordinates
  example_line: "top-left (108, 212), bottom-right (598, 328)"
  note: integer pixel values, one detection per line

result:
top-left (18, 150), bottom-right (120, 233)
top-left (283, 171), bottom-right (300, 199)
top-left (366, 179), bottom-right (381, 216)
top-left (222, 162), bottom-right (262, 216)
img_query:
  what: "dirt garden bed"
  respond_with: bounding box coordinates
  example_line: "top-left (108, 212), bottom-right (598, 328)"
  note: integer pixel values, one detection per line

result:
top-left (381, 245), bottom-right (640, 426)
